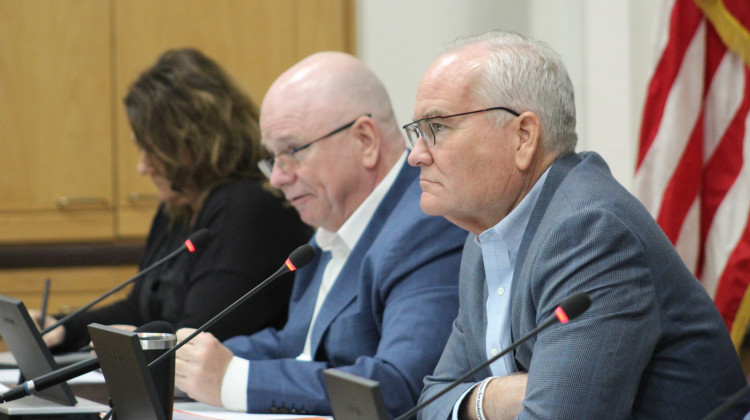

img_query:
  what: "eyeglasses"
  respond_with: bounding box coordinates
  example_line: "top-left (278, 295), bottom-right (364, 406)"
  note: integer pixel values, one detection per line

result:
top-left (402, 106), bottom-right (520, 148)
top-left (258, 114), bottom-right (371, 178)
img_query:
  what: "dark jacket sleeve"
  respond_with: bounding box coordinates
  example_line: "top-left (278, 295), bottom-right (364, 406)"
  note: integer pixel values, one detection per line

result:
top-left (54, 179), bottom-right (311, 352)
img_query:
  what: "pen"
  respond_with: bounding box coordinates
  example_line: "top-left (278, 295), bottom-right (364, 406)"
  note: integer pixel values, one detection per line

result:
top-left (40, 278), bottom-right (50, 330)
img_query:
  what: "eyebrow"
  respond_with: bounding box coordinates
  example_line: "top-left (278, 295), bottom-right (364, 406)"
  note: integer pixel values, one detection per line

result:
top-left (262, 136), bottom-right (298, 152)
top-left (413, 109), bottom-right (448, 121)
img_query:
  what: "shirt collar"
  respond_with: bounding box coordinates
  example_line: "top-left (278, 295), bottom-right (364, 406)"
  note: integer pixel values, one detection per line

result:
top-left (315, 151), bottom-right (407, 253)
top-left (477, 168), bottom-right (550, 260)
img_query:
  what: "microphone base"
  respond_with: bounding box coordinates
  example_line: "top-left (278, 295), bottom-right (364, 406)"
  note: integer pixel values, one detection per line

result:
top-left (0, 394), bottom-right (105, 419)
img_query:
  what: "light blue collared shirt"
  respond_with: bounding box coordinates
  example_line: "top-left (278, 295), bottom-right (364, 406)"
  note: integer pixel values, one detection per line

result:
top-left (478, 168), bottom-right (548, 376)
top-left (451, 168), bottom-right (549, 420)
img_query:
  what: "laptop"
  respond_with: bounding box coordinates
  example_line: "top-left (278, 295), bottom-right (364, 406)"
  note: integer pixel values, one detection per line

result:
top-left (87, 323), bottom-right (167, 420)
top-left (323, 368), bottom-right (389, 420)
top-left (0, 295), bottom-right (105, 419)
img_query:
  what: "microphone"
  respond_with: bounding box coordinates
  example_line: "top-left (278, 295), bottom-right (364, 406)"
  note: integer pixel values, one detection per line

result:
top-left (394, 292), bottom-right (592, 420)
top-left (4, 243), bottom-right (314, 404)
top-left (1, 321), bottom-right (174, 403)
top-left (148, 244), bottom-right (316, 368)
top-left (701, 383), bottom-right (750, 420)
top-left (41, 229), bottom-right (213, 336)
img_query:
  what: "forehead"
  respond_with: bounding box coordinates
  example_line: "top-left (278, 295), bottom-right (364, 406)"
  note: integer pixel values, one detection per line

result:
top-left (260, 99), bottom-right (331, 151)
top-left (260, 110), bottom-right (306, 148)
top-left (414, 47), bottom-right (486, 118)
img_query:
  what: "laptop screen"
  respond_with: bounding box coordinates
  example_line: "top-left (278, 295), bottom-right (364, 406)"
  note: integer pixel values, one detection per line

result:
top-left (87, 323), bottom-right (166, 420)
top-left (323, 368), bottom-right (389, 420)
top-left (0, 295), bottom-right (77, 406)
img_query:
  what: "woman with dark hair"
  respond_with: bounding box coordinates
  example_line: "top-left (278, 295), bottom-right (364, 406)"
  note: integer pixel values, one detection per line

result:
top-left (39, 48), bottom-right (312, 351)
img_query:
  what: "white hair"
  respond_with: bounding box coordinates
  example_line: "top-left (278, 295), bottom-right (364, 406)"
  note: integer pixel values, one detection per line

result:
top-left (444, 30), bottom-right (578, 155)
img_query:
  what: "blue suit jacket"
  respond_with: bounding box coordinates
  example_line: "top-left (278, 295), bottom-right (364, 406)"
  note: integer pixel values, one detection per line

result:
top-left (420, 152), bottom-right (748, 419)
top-left (223, 161), bottom-right (467, 416)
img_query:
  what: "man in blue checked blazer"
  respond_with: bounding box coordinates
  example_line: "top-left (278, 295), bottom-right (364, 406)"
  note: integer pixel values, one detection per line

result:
top-left (406, 30), bottom-right (748, 419)
top-left (172, 51), bottom-right (466, 417)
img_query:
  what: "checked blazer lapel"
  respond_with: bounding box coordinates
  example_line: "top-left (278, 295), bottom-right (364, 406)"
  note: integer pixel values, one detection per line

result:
top-left (279, 242), bottom-right (331, 355)
top-left (510, 153), bottom-right (581, 350)
top-left (462, 236), bottom-right (491, 371)
top-left (307, 161), bottom-right (418, 356)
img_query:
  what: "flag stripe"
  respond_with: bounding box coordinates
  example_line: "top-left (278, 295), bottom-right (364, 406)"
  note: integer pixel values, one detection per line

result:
top-left (674, 198), bottom-right (700, 272)
top-left (713, 219), bottom-right (750, 329)
top-left (701, 65), bottom-right (750, 246)
top-left (634, 21), bottom-right (706, 218)
top-left (703, 79), bottom-right (750, 301)
top-left (697, 59), bottom-right (749, 279)
top-left (655, 121), bottom-right (702, 242)
top-left (637, 2), bottom-right (703, 168)
top-left (636, 0), bottom-right (750, 340)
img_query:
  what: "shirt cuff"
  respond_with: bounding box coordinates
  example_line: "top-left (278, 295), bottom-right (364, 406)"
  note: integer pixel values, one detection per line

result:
top-left (220, 356), bottom-right (250, 412)
top-left (452, 382), bottom-right (480, 420)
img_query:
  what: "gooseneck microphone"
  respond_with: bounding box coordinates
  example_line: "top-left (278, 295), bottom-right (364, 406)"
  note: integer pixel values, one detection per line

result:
top-left (3, 243), bottom-right (315, 404)
top-left (41, 229), bottom-right (213, 336)
top-left (1, 321), bottom-right (174, 403)
top-left (148, 244), bottom-right (316, 368)
top-left (701, 383), bottom-right (750, 420)
top-left (394, 292), bottom-right (592, 420)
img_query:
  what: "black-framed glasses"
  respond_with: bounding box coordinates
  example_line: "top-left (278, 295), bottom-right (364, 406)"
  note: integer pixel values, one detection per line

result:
top-left (258, 114), bottom-right (371, 178)
top-left (402, 106), bottom-right (520, 148)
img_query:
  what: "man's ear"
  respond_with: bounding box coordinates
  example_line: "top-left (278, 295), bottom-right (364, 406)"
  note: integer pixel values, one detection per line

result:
top-left (514, 111), bottom-right (541, 171)
top-left (355, 116), bottom-right (380, 169)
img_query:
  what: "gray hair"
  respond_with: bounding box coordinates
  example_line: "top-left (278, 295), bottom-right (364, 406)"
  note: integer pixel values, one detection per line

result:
top-left (444, 30), bottom-right (578, 155)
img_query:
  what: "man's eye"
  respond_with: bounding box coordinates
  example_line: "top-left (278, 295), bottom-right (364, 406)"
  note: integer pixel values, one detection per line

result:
top-left (429, 121), bottom-right (448, 132)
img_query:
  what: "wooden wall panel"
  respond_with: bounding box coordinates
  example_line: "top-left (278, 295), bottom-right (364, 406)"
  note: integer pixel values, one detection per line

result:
top-left (295, 0), bottom-right (356, 57)
top-left (0, 0), bottom-right (114, 241)
top-left (0, 0), bottom-right (354, 242)
top-left (0, 266), bottom-right (137, 316)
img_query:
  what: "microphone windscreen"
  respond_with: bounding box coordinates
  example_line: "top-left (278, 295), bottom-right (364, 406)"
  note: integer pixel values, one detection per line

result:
top-left (556, 292), bottom-right (591, 322)
top-left (187, 228), bottom-right (213, 249)
top-left (134, 320), bottom-right (175, 334)
top-left (287, 244), bottom-right (316, 270)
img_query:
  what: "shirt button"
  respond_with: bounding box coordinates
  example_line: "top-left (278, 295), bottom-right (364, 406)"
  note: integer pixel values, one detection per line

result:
top-left (491, 348), bottom-right (498, 356)
top-left (497, 287), bottom-right (505, 296)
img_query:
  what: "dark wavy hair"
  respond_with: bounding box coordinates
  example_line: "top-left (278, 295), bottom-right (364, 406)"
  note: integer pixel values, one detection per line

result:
top-left (124, 47), bottom-right (266, 226)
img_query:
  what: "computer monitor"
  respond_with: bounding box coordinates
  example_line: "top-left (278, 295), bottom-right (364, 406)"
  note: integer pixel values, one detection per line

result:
top-left (87, 324), bottom-right (167, 420)
top-left (0, 295), bottom-right (105, 419)
top-left (323, 368), bottom-right (389, 420)
top-left (0, 295), bottom-right (77, 405)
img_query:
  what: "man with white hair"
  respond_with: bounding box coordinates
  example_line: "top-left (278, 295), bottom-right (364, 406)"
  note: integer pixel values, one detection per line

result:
top-left (407, 30), bottom-right (747, 419)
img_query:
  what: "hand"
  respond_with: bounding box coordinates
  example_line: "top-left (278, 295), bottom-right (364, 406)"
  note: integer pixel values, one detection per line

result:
top-left (28, 309), bottom-right (65, 348)
top-left (460, 373), bottom-right (528, 420)
top-left (175, 328), bottom-right (233, 407)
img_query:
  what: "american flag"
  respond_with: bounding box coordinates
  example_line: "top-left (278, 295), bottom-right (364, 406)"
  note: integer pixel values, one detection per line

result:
top-left (634, 0), bottom-right (750, 350)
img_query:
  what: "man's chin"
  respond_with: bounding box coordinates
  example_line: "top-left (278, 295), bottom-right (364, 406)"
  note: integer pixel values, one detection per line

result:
top-left (296, 207), bottom-right (323, 229)
top-left (419, 196), bottom-right (445, 217)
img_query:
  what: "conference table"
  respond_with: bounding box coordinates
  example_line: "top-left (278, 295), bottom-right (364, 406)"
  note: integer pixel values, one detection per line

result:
top-left (0, 368), bottom-right (328, 420)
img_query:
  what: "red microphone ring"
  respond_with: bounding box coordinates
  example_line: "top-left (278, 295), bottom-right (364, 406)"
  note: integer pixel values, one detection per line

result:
top-left (554, 306), bottom-right (570, 324)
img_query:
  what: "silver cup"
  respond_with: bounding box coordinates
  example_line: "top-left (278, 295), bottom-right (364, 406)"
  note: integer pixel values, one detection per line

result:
top-left (138, 332), bottom-right (176, 420)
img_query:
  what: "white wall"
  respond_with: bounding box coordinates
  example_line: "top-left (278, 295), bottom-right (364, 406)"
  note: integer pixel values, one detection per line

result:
top-left (356, 0), bottom-right (661, 191)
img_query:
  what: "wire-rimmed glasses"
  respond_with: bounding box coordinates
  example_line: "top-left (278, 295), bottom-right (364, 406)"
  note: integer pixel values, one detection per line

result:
top-left (402, 106), bottom-right (520, 148)
top-left (258, 114), bottom-right (371, 177)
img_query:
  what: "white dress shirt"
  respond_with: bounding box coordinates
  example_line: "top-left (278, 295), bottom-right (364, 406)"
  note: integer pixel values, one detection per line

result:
top-left (220, 152), bottom-right (407, 411)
